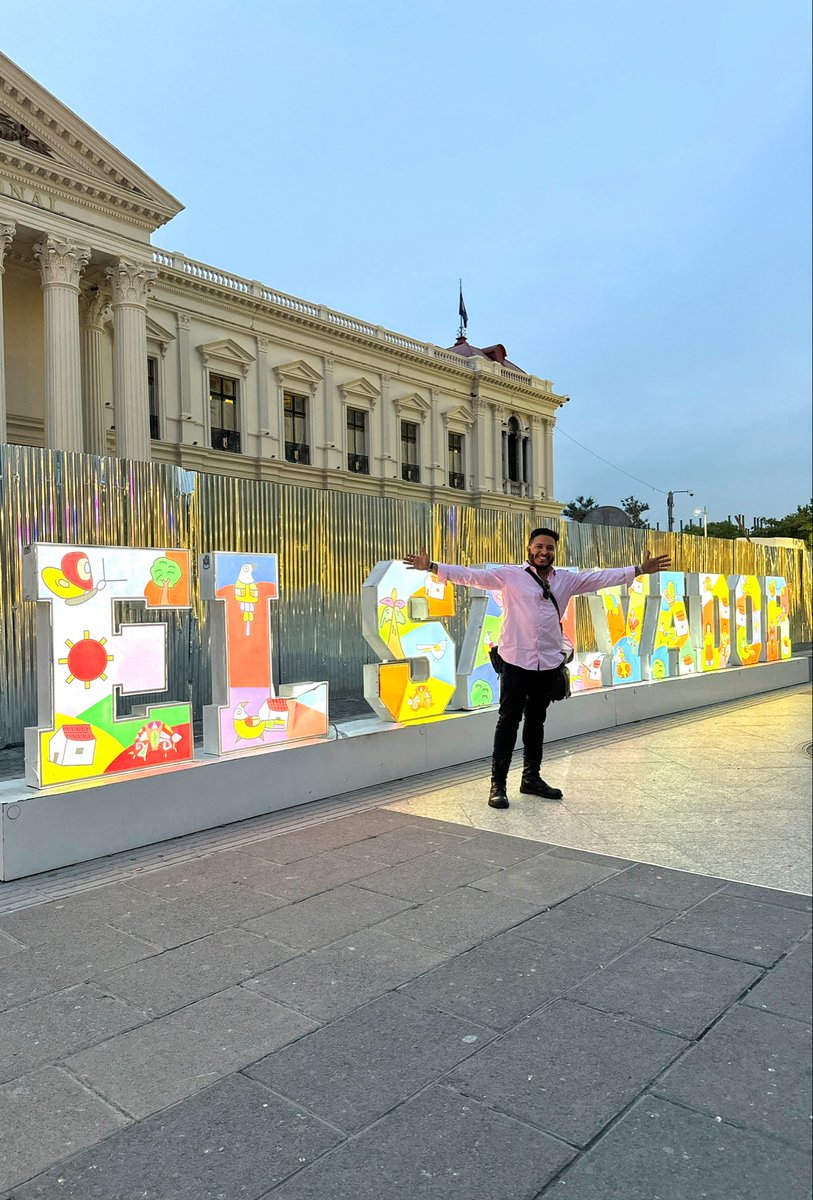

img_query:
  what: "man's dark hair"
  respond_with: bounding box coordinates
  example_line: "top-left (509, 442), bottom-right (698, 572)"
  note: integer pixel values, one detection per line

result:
top-left (528, 526), bottom-right (560, 544)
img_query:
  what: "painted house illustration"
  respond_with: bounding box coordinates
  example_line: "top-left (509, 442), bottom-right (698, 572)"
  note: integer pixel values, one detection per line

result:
top-left (258, 697), bottom-right (290, 732)
top-left (48, 724), bottom-right (97, 767)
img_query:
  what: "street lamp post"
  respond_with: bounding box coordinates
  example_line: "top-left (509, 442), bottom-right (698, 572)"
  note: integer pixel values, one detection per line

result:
top-left (667, 489), bottom-right (694, 533)
top-left (694, 507), bottom-right (708, 537)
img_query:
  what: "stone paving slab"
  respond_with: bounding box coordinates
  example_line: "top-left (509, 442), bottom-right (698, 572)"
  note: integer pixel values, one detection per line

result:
top-left (470, 853), bottom-right (623, 906)
top-left (373, 885), bottom-right (546, 954)
top-left (569, 937), bottom-right (762, 1039)
top-left (0, 985), bottom-right (148, 1084)
top-left (65, 986), bottom-right (317, 1119)
top-left (514, 890), bottom-right (676, 963)
top-left (237, 808), bottom-right (418, 864)
top-left (652, 1002), bottom-right (812, 1149)
top-left (107, 883), bottom-right (288, 950)
top-left (721, 880), bottom-right (813, 912)
top-left (210, 849), bottom-right (392, 902)
top-left (240, 883), bottom-right (411, 949)
top-left (265, 1083), bottom-right (575, 1200)
top-left (547, 1095), bottom-right (812, 1200)
top-left (245, 992), bottom-right (493, 1134)
top-left (593, 862), bottom-right (726, 909)
top-left (0, 1066), bottom-right (129, 1194)
top-left (448, 998), bottom-right (686, 1147)
top-left (8, 1073), bottom-right (341, 1200)
top-left (0, 923), bottom-right (157, 1012)
top-left (399, 930), bottom-right (603, 1030)
top-left (0, 883), bottom-right (164, 947)
top-left (124, 849), bottom-right (327, 900)
top-left (440, 830), bottom-right (552, 867)
top-left (355, 849), bottom-right (513, 902)
top-left (342, 825), bottom-right (475, 865)
top-left (651, 893), bottom-right (812, 966)
top-left (742, 941), bottom-right (812, 1022)
top-left (96, 928), bottom-right (300, 1018)
top-left (245, 926), bottom-right (450, 1021)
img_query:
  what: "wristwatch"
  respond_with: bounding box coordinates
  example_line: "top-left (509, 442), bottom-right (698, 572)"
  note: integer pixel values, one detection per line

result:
top-left (633, 563), bottom-right (643, 577)
top-left (429, 560), bottom-right (438, 573)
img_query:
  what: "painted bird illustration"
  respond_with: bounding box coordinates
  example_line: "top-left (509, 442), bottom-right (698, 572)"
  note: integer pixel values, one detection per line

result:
top-left (234, 564), bottom-right (259, 636)
top-left (232, 700), bottom-right (266, 742)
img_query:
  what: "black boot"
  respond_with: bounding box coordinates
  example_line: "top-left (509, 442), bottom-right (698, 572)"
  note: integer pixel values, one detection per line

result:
top-left (520, 758), bottom-right (563, 800)
top-left (488, 754), bottom-right (512, 809)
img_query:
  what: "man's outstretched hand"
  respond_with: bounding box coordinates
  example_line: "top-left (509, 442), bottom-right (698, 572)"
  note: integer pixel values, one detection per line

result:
top-left (640, 552), bottom-right (671, 574)
top-left (404, 547), bottom-right (431, 571)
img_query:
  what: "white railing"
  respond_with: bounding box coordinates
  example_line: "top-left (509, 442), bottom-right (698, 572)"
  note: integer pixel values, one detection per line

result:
top-left (151, 246), bottom-right (550, 391)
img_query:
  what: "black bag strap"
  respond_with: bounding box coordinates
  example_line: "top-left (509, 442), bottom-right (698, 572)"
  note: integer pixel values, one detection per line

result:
top-left (524, 566), bottom-right (563, 623)
top-left (524, 567), bottom-right (572, 666)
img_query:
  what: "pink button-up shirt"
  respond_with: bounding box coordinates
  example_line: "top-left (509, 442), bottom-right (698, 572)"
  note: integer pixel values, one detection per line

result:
top-left (435, 561), bottom-right (637, 671)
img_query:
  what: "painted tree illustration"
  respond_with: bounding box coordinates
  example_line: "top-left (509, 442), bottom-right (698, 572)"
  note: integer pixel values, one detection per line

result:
top-left (150, 557), bottom-right (182, 605)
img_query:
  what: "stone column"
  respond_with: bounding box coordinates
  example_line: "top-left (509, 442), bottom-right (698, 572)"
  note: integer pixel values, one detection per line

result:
top-left (0, 222), bottom-right (15, 443)
top-left (33, 235), bottom-right (91, 451)
top-left (79, 288), bottom-right (109, 455)
top-left (106, 259), bottom-right (156, 461)
top-left (543, 417), bottom-right (555, 499)
top-left (491, 404), bottom-right (504, 490)
top-left (530, 415), bottom-right (545, 498)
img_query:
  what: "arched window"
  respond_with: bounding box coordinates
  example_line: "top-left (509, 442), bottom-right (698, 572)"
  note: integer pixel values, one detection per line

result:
top-left (507, 416), bottom-right (521, 482)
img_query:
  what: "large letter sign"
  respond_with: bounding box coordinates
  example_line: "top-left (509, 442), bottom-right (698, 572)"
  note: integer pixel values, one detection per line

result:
top-left (686, 573), bottom-right (732, 672)
top-left (362, 561), bottom-right (456, 721)
top-left (200, 552), bottom-right (328, 754)
top-left (763, 576), bottom-right (791, 662)
top-left (647, 571), bottom-right (696, 679)
top-left (586, 576), bottom-right (650, 684)
top-left (23, 543), bottom-right (193, 788)
top-left (453, 567), bottom-right (503, 709)
top-left (729, 575), bottom-right (763, 667)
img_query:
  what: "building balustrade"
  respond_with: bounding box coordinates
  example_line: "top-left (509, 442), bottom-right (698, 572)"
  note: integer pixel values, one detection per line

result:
top-left (285, 441), bottom-right (310, 465)
top-left (449, 471), bottom-right (466, 490)
top-left (402, 462), bottom-right (420, 483)
top-left (348, 453), bottom-right (369, 474)
top-left (211, 427), bottom-right (241, 454)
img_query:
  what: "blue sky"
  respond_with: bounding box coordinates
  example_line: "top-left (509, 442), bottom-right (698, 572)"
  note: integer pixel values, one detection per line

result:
top-left (7, 0), bottom-right (811, 527)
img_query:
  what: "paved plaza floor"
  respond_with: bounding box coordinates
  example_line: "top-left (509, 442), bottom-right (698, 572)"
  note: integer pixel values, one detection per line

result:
top-left (0, 687), bottom-right (810, 1198)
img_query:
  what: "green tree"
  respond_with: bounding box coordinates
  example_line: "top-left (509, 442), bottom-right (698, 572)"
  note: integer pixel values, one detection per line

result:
top-left (562, 495), bottom-right (596, 522)
top-left (620, 495), bottom-right (650, 528)
top-left (762, 501), bottom-right (812, 549)
top-left (684, 519), bottom-right (741, 540)
top-left (150, 557), bottom-right (182, 605)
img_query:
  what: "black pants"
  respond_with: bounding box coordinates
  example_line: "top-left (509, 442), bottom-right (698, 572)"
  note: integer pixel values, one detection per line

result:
top-left (493, 661), bottom-right (561, 766)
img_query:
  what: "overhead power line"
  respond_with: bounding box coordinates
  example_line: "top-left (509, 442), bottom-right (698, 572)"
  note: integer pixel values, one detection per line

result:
top-left (556, 426), bottom-right (667, 495)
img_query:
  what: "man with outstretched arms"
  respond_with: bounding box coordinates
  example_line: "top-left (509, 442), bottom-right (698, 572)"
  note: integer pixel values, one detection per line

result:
top-left (406, 528), bottom-right (670, 809)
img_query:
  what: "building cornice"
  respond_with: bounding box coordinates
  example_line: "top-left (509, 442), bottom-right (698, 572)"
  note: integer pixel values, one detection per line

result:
top-left (0, 52), bottom-right (183, 230)
top-left (150, 251), bottom-right (569, 409)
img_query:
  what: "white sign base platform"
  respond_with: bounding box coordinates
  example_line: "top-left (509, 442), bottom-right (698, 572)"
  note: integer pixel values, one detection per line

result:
top-left (1, 657), bottom-right (809, 881)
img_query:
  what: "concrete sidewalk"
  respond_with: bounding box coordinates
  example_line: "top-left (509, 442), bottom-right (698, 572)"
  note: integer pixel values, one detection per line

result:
top-left (0, 689), bottom-right (810, 1198)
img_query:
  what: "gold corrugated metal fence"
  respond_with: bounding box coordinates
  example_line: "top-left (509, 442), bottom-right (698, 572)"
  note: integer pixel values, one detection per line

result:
top-left (1, 445), bottom-right (810, 748)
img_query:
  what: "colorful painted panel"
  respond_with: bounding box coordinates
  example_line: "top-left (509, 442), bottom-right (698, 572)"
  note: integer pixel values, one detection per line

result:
top-left (587, 575), bottom-right (650, 685)
top-left (200, 552), bottom-right (328, 754)
top-left (453, 566), bottom-right (504, 709)
top-left (647, 572), bottom-right (696, 679)
top-left (728, 574), bottom-right (763, 667)
top-left (763, 576), bottom-right (791, 662)
top-left (362, 560), bottom-right (456, 721)
top-left (686, 573), bottom-right (732, 672)
top-left (554, 568), bottom-right (607, 692)
top-left (23, 543), bottom-right (192, 788)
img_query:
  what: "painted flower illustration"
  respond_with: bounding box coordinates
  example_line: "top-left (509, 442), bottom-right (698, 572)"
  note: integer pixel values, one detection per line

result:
top-left (379, 589), bottom-right (407, 641)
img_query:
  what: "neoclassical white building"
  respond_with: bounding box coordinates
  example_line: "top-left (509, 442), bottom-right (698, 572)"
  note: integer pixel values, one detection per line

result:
top-left (0, 52), bottom-right (566, 514)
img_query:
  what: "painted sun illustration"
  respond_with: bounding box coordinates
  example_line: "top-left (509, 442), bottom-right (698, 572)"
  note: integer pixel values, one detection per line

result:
top-left (58, 631), bottom-right (114, 688)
